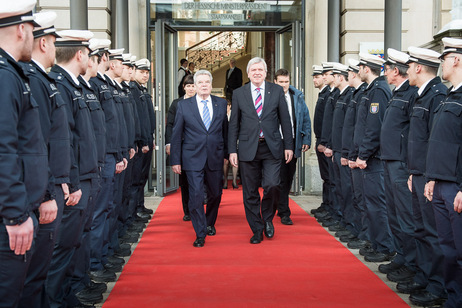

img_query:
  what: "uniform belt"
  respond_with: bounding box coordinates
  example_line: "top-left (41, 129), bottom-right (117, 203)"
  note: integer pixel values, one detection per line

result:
top-left (258, 138), bottom-right (265, 143)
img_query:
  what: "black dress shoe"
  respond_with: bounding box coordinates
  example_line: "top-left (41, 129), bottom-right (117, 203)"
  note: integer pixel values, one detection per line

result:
top-left (120, 235), bottom-right (138, 243)
top-left (250, 232), bottom-right (263, 244)
top-left (140, 206), bottom-right (153, 214)
top-left (107, 255), bottom-right (125, 265)
top-left (104, 261), bottom-right (123, 272)
top-left (378, 261), bottom-right (403, 274)
top-left (322, 219), bottom-right (339, 227)
top-left (316, 215), bottom-right (332, 222)
top-left (136, 212), bottom-right (151, 220)
top-left (264, 222), bottom-right (274, 238)
top-left (387, 266), bottom-right (415, 283)
top-left (359, 245), bottom-right (374, 256)
top-left (89, 269), bottom-right (116, 283)
top-left (364, 251), bottom-right (396, 263)
top-left (314, 211), bottom-right (330, 219)
top-left (335, 230), bottom-right (352, 237)
top-left (409, 290), bottom-right (447, 307)
top-left (339, 235), bottom-right (356, 243)
top-left (193, 237), bottom-right (205, 247)
top-left (281, 216), bottom-right (293, 225)
top-left (86, 281), bottom-right (107, 293)
top-left (183, 215), bottom-right (191, 221)
top-left (328, 224), bottom-right (345, 232)
top-left (118, 243), bottom-right (131, 251)
top-left (69, 300), bottom-right (95, 308)
top-left (114, 248), bottom-right (131, 258)
top-left (128, 224), bottom-right (144, 232)
top-left (75, 287), bottom-right (103, 304)
top-left (396, 281), bottom-right (425, 294)
top-left (207, 226), bottom-right (216, 236)
top-left (347, 239), bottom-right (369, 249)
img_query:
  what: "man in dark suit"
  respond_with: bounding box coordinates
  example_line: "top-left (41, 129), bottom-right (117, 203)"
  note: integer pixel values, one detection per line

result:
top-left (224, 58), bottom-right (243, 101)
top-left (171, 70), bottom-right (228, 248)
top-left (228, 57), bottom-right (294, 244)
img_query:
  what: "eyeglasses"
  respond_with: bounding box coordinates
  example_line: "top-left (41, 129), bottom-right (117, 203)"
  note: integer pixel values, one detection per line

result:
top-left (442, 56), bottom-right (456, 62)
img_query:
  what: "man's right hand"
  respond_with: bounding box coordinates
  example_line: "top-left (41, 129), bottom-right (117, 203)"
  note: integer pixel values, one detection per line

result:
top-left (317, 144), bottom-right (326, 153)
top-left (6, 217), bottom-right (34, 255)
top-left (348, 160), bottom-right (357, 169)
top-left (115, 161), bottom-right (124, 174)
top-left (324, 148), bottom-right (333, 158)
top-left (172, 165), bottom-right (181, 174)
top-left (165, 144), bottom-right (171, 156)
top-left (142, 146), bottom-right (149, 154)
top-left (229, 153), bottom-right (238, 168)
top-left (66, 189), bottom-right (82, 206)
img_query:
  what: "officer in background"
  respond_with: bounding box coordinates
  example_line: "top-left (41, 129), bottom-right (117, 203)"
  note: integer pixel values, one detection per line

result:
top-left (318, 62), bottom-right (341, 228)
top-left (18, 11), bottom-right (71, 308)
top-left (355, 53), bottom-right (395, 263)
top-left (402, 46), bottom-right (448, 308)
top-left (329, 63), bottom-right (355, 238)
top-left (224, 58), bottom-right (243, 101)
top-left (311, 65), bottom-right (333, 219)
top-left (0, 1), bottom-right (49, 307)
top-left (379, 49), bottom-right (418, 285)
top-left (342, 59), bottom-right (368, 250)
top-left (273, 68), bottom-right (311, 226)
top-left (424, 37), bottom-right (462, 308)
top-left (46, 30), bottom-right (98, 308)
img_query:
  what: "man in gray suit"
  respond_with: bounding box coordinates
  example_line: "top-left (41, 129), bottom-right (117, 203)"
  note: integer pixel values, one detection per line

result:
top-left (228, 57), bottom-right (293, 244)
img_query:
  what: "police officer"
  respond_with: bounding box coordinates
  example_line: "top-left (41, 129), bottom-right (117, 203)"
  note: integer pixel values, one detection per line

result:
top-left (342, 59), bottom-right (368, 249)
top-left (329, 63), bottom-right (355, 238)
top-left (18, 11), bottom-right (71, 308)
top-left (401, 46), bottom-right (448, 307)
top-left (46, 30), bottom-right (98, 308)
top-left (103, 48), bottom-right (130, 268)
top-left (88, 40), bottom-right (129, 281)
top-left (70, 39), bottom-right (110, 306)
top-left (273, 68), bottom-right (311, 225)
top-left (318, 62), bottom-right (342, 227)
top-left (424, 37), bottom-right (462, 308)
top-left (355, 53), bottom-right (395, 263)
top-left (379, 48), bottom-right (418, 284)
top-left (311, 65), bottom-right (333, 219)
top-left (0, 1), bottom-right (49, 307)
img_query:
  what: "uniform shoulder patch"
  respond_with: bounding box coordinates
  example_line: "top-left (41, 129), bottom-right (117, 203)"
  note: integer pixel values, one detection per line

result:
top-left (370, 103), bottom-right (379, 114)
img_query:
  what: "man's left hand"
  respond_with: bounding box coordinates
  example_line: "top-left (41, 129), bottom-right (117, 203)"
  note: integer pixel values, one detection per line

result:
top-left (38, 199), bottom-right (58, 224)
top-left (341, 158), bottom-right (348, 166)
top-left (285, 150), bottom-right (293, 164)
top-left (301, 144), bottom-right (310, 152)
top-left (172, 165), bottom-right (181, 174)
top-left (356, 158), bottom-right (367, 169)
top-left (454, 191), bottom-right (462, 213)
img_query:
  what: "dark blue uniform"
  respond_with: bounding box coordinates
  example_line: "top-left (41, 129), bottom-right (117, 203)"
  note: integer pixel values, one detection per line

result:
top-left (0, 49), bottom-right (48, 308)
top-left (130, 81), bottom-right (154, 212)
top-left (320, 87), bottom-right (341, 220)
top-left (104, 76), bottom-right (128, 259)
top-left (331, 86), bottom-right (355, 232)
top-left (342, 82), bottom-right (367, 239)
top-left (46, 65), bottom-right (97, 308)
top-left (426, 86), bottom-right (462, 308)
top-left (357, 76), bottom-right (394, 254)
top-left (88, 72), bottom-right (118, 272)
top-left (408, 76), bottom-right (446, 300)
top-left (18, 60), bottom-right (71, 308)
top-left (380, 80), bottom-right (418, 270)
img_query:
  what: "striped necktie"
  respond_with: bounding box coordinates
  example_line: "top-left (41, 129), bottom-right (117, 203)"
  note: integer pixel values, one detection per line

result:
top-left (202, 100), bottom-right (211, 130)
top-left (255, 88), bottom-right (263, 137)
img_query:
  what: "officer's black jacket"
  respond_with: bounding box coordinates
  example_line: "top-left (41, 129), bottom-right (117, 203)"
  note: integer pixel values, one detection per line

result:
top-left (130, 81), bottom-right (153, 147)
top-left (380, 80), bottom-right (418, 162)
top-left (313, 85), bottom-right (331, 140)
top-left (332, 86), bottom-right (353, 152)
top-left (320, 87), bottom-right (340, 148)
top-left (141, 84), bottom-right (156, 141)
top-left (49, 65), bottom-right (98, 191)
top-left (105, 75), bottom-right (128, 161)
top-left (357, 76), bottom-right (392, 161)
top-left (342, 82), bottom-right (367, 160)
top-left (78, 76), bottom-right (106, 168)
top-left (123, 81), bottom-right (141, 147)
top-left (89, 72), bottom-right (120, 156)
top-left (21, 60), bottom-right (71, 202)
top-left (117, 81), bottom-right (136, 151)
top-left (408, 77), bottom-right (446, 176)
top-left (0, 49), bottom-right (48, 225)
top-left (426, 85), bottom-right (462, 187)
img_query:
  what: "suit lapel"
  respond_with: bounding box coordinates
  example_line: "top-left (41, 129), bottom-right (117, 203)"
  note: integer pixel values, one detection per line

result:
top-left (190, 95), bottom-right (207, 131)
top-left (209, 96), bottom-right (219, 129)
top-left (260, 82), bottom-right (272, 119)
top-left (244, 83), bottom-right (259, 120)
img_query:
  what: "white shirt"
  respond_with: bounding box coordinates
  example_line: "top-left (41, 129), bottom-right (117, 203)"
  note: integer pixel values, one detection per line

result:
top-left (251, 81), bottom-right (265, 107)
top-left (452, 82), bottom-right (462, 92)
top-left (196, 95), bottom-right (213, 124)
top-left (32, 59), bottom-right (47, 73)
top-left (417, 78), bottom-right (432, 96)
top-left (394, 79), bottom-right (408, 91)
top-left (178, 67), bottom-right (187, 84)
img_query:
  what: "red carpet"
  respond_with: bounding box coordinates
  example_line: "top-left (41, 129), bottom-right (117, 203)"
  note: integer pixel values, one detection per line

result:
top-left (103, 187), bottom-right (409, 307)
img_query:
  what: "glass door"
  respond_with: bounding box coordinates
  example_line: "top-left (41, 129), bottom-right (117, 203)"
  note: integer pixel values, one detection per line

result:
top-left (153, 20), bottom-right (179, 196)
top-left (275, 21), bottom-right (304, 194)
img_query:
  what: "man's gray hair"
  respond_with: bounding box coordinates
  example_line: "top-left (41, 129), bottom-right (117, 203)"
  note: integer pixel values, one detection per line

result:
top-left (193, 70), bottom-right (213, 84)
top-left (246, 57), bottom-right (267, 73)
